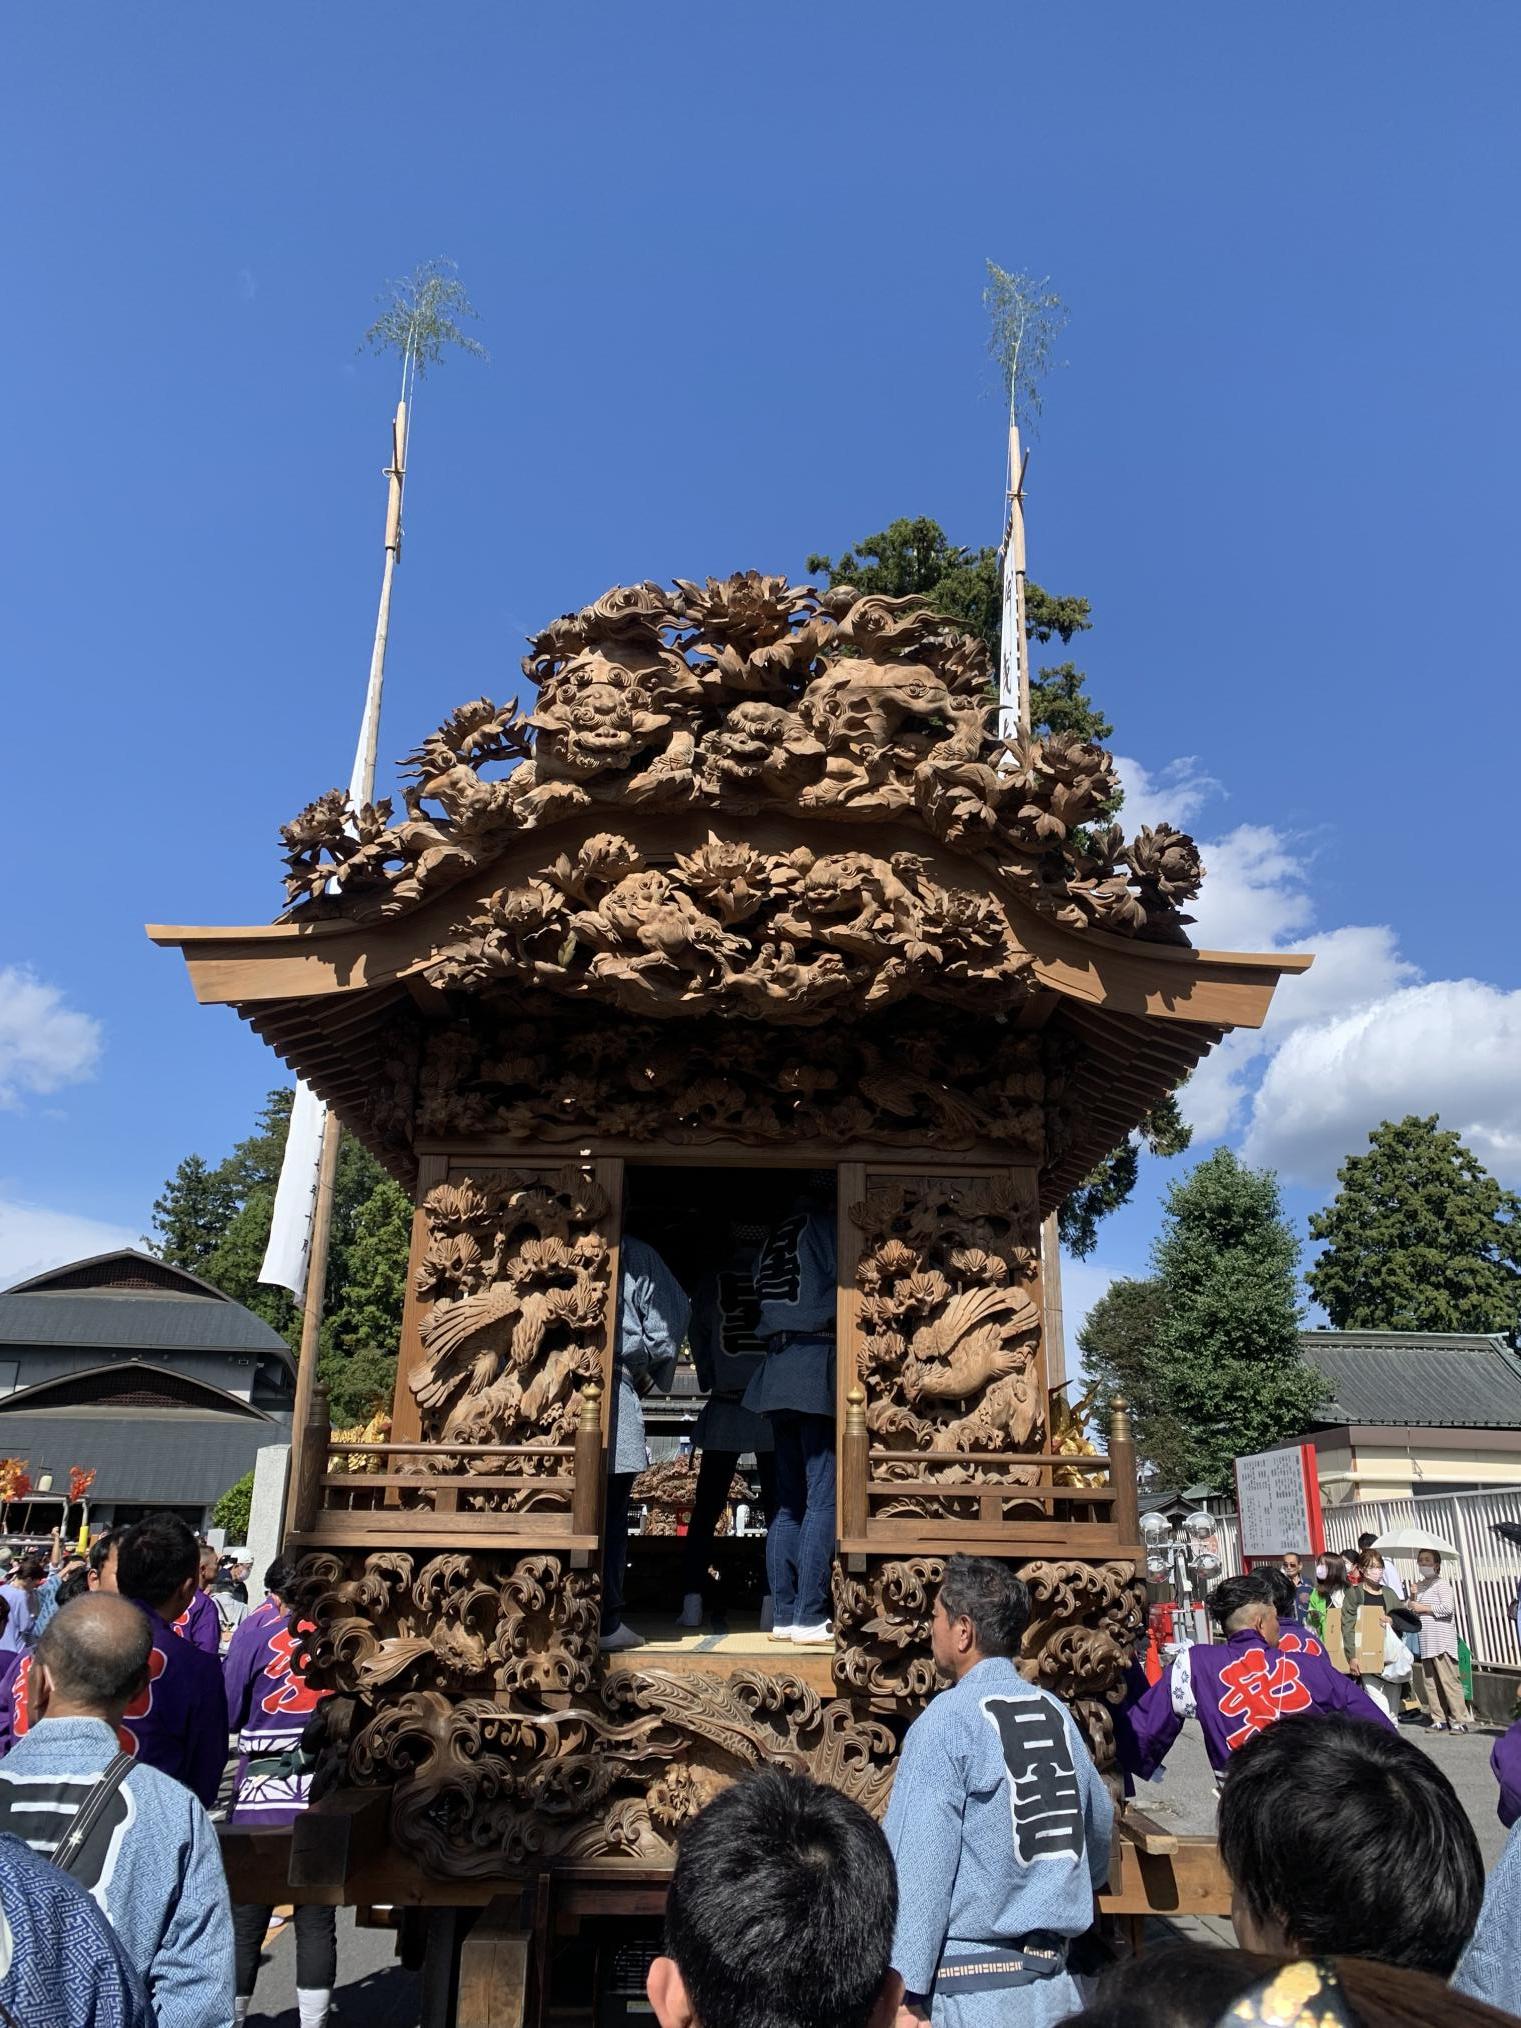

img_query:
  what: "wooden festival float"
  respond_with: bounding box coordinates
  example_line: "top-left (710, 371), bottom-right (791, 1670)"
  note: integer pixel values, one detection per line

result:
top-left (151, 574), bottom-right (1307, 2018)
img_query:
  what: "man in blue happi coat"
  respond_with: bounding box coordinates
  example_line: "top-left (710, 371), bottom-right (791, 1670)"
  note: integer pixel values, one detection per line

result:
top-left (883, 1555), bottom-right (1112, 2027)
top-left (603, 1234), bottom-right (690, 1653)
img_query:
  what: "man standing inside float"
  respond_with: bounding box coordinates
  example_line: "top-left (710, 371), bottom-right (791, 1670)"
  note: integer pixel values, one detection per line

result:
top-left (742, 1183), bottom-right (837, 1645)
top-left (603, 1235), bottom-right (690, 1653)
top-left (678, 1218), bottom-right (778, 1631)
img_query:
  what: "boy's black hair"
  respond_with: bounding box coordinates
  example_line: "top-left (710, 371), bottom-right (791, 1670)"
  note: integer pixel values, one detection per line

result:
top-left (88, 1529), bottom-right (121, 1575)
top-left (1207, 1572), bottom-right (1274, 1629)
top-left (1218, 1715), bottom-right (1483, 1976)
top-left (54, 1565), bottom-right (91, 1609)
top-left (116, 1512), bottom-right (199, 1613)
top-left (264, 1555), bottom-right (297, 1603)
top-left (1261, 1566), bottom-right (1298, 1620)
top-left (664, 1768), bottom-right (897, 2028)
top-left (937, 1555), bottom-right (1030, 1658)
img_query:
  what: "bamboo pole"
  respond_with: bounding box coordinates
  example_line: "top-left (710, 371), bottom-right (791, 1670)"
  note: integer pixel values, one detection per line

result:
top-left (283, 395), bottom-right (410, 1536)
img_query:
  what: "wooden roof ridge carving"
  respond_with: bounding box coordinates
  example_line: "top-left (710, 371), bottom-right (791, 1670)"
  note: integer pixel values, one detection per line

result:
top-left (271, 572), bottom-right (1206, 948)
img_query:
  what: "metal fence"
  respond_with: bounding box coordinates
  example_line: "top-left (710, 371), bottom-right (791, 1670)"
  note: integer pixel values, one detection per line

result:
top-left (1204, 1485), bottom-right (1521, 1672)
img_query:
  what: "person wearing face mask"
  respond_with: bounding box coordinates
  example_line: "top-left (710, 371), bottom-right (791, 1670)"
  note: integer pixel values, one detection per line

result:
top-left (1339, 1551), bottom-right (1408, 1722)
top-left (1304, 1555), bottom-right (1350, 1671)
top-left (1405, 1550), bottom-right (1471, 1732)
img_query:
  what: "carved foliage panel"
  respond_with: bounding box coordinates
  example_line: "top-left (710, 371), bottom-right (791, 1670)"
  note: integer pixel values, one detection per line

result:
top-left (368, 1000), bottom-right (1052, 1157)
top-left (849, 1169), bottom-right (1044, 1507)
top-left (406, 1163), bottom-right (613, 1503)
top-left (293, 1550), bottom-right (602, 1705)
top-left (280, 575), bottom-right (1203, 946)
top-left (833, 1554), bottom-right (1146, 1775)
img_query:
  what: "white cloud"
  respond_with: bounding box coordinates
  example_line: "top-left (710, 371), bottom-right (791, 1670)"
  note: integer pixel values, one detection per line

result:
top-left (236, 267), bottom-right (258, 302)
top-left (1242, 979), bottom-right (1521, 1188)
top-left (1113, 753), bottom-right (1220, 836)
top-left (0, 967), bottom-right (102, 1107)
top-left (1117, 757), bottom-right (1515, 1191)
top-left (0, 1199), bottom-right (139, 1291)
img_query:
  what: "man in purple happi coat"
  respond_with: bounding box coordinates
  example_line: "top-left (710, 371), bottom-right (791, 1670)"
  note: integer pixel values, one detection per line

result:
top-left (171, 1545), bottom-right (223, 1655)
top-left (224, 1555), bottom-right (338, 2025)
top-left (114, 1513), bottom-right (229, 1809)
top-left (1491, 1717), bottom-right (1521, 1827)
top-left (1117, 1571), bottom-right (1392, 1784)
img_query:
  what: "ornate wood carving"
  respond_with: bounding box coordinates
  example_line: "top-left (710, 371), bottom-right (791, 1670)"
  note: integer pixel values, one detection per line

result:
top-left (409, 1166), bottom-right (611, 1486)
top-left (359, 1002), bottom-right (1055, 1159)
top-left (294, 1550), bottom-right (601, 1704)
top-left (851, 1172), bottom-right (1044, 1505)
top-left (339, 1663), bottom-right (895, 1875)
top-left (630, 1456), bottom-right (750, 1537)
top-left (832, 1554), bottom-right (1145, 1775)
top-left (280, 575), bottom-right (1202, 947)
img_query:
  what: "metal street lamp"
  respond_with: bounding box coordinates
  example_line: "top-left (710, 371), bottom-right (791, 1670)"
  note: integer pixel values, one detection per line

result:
top-left (1141, 1508), bottom-right (1218, 1646)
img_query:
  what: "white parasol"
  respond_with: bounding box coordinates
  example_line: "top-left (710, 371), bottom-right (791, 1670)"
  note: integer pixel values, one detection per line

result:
top-left (1372, 1526), bottom-right (1460, 1559)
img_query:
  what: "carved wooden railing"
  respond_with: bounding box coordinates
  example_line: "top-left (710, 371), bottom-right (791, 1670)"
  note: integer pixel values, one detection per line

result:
top-left (839, 1388), bottom-right (1141, 1561)
top-left (289, 1380), bottom-right (607, 1553)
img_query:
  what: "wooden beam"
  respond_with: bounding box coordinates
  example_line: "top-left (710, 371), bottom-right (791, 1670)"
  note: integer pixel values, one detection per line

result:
top-left (457, 1898), bottom-right (532, 2028)
top-left (289, 1787), bottom-right (395, 1903)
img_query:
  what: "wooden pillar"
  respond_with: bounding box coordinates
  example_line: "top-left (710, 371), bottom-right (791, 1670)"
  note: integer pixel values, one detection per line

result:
top-left (1108, 1396), bottom-right (1140, 1545)
top-left (290, 1381), bottom-right (331, 1536)
top-left (570, 1382), bottom-right (605, 1541)
top-left (841, 1382), bottom-right (869, 1540)
top-left (1040, 1210), bottom-right (1067, 1390)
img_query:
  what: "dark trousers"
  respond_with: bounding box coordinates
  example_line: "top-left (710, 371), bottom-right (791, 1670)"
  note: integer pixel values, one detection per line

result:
top-left (767, 1411), bottom-right (836, 1627)
top-left (233, 1900), bottom-right (338, 1995)
top-left (602, 1470), bottom-right (635, 1634)
top-left (681, 1450), bottom-right (779, 1593)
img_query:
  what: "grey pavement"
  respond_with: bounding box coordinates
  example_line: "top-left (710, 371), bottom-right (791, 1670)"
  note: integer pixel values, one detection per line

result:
top-left (245, 1911), bottom-right (419, 2027)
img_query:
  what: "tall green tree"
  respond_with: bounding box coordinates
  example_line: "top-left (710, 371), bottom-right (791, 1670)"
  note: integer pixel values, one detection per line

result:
top-left (1076, 1276), bottom-right (1194, 1486)
top-left (1307, 1115), bottom-right (1521, 1335)
top-left (1146, 1148), bottom-right (1324, 1490)
top-left (806, 514), bottom-right (1188, 1245)
top-left (806, 516), bottom-right (1112, 742)
top-left (149, 1090), bottom-right (413, 1402)
top-left (146, 1155), bottom-right (240, 1280)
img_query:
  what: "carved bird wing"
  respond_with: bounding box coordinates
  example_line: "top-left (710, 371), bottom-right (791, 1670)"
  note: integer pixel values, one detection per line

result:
top-left (410, 1285), bottom-right (517, 1409)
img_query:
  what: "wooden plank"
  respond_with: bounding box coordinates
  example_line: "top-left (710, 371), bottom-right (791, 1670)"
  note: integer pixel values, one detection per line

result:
top-left (840, 1524), bottom-right (1143, 1557)
top-left (1098, 1834), bottom-right (1232, 1917)
top-left (289, 1787), bottom-right (394, 1902)
top-left (1121, 1810), bottom-right (1180, 1857)
top-left (457, 1897), bottom-right (531, 2028)
top-left (217, 1826), bottom-right (295, 1904)
top-left (322, 1472), bottom-right (576, 1493)
top-left (288, 1514), bottom-right (599, 1552)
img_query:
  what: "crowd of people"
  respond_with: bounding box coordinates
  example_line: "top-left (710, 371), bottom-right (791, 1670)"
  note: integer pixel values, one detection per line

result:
top-left (0, 1512), bottom-right (330, 2027)
top-left (642, 1555), bottom-right (1521, 2028)
top-left (0, 1526), bottom-right (1517, 2026)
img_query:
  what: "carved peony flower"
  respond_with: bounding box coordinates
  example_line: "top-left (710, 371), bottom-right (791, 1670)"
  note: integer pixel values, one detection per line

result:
top-left (673, 839), bottom-right (776, 923)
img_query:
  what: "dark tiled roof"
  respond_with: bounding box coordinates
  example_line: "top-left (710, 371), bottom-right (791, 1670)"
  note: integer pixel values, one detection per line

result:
top-left (0, 1290), bottom-right (292, 1360)
top-left (0, 1410), bottom-right (292, 1504)
top-left (1302, 1330), bottom-right (1521, 1430)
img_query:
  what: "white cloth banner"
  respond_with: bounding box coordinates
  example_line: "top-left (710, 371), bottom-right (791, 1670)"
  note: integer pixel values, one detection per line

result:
top-left (258, 1076), bottom-right (327, 1302)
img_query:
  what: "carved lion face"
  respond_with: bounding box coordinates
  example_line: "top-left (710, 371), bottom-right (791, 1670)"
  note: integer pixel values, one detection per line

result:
top-left (798, 661), bottom-right (954, 752)
top-left (528, 656), bottom-right (672, 779)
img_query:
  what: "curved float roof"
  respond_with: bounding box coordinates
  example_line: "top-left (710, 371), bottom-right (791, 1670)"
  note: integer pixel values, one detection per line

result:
top-left (149, 574), bottom-right (1310, 1207)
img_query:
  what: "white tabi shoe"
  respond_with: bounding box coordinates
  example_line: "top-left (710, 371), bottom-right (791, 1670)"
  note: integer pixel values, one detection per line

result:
top-left (601, 1622), bottom-right (646, 1652)
top-left (676, 1592), bottom-right (704, 1629)
top-left (790, 1621), bottom-right (833, 1646)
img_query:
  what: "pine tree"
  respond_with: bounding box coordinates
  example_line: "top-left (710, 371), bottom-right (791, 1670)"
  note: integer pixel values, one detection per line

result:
top-left (147, 1155), bottom-right (240, 1277)
top-left (1147, 1149), bottom-right (1325, 1490)
top-left (1307, 1115), bottom-right (1521, 1335)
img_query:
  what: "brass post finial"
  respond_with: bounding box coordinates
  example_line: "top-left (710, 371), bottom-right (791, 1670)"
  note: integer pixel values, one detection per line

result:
top-left (1108, 1395), bottom-right (1132, 1439)
top-left (578, 1380), bottom-right (603, 1432)
top-left (846, 1382), bottom-right (867, 1434)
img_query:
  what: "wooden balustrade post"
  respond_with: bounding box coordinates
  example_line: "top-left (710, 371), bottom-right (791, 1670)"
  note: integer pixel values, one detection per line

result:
top-left (290, 1381), bottom-right (332, 1536)
top-left (1108, 1396), bottom-right (1141, 1546)
top-left (842, 1383), bottom-right (869, 1539)
top-left (571, 1382), bottom-right (605, 1540)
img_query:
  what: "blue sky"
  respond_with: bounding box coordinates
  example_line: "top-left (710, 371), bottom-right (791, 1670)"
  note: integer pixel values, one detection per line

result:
top-left (4, 5), bottom-right (1519, 1326)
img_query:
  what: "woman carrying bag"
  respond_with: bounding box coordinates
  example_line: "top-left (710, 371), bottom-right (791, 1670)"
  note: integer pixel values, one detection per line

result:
top-left (1340, 1549), bottom-right (1411, 1720)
